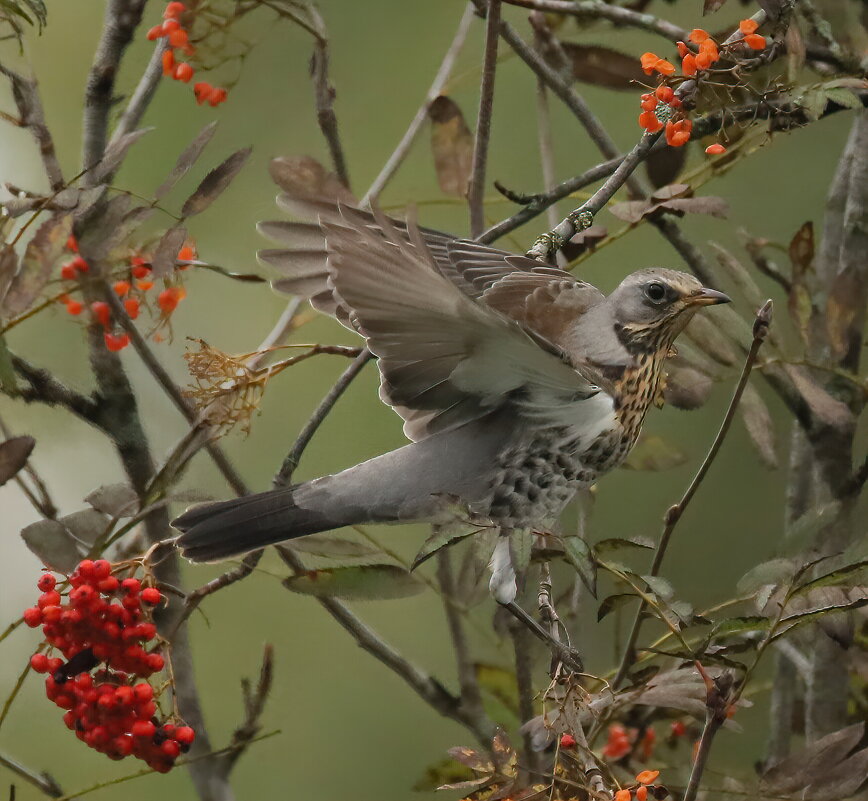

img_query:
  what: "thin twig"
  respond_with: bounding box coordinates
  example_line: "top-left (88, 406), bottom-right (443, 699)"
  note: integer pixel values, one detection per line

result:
top-left (501, 0), bottom-right (688, 42)
top-left (108, 38), bottom-right (168, 152)
top-left (273, 348), bottom-right (372, 487)
top-left (362, 2), bottom-right (475, 204)
top-left (308, 7), bottom-right (350, 189)
top-left (531, 18), bottom-right (560, 231)
top-left (0, 752), bottom-right (62, 799)
top-left (612, 301), bottom-right (773, 689)
top-left (10, 354), bottom-right (101, 423)
top-left (467, 0), bottom-right (501, 237)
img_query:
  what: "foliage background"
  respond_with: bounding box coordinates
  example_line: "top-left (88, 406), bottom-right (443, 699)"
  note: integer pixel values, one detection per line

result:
top-left (0, 1), bottom-right (861, 799)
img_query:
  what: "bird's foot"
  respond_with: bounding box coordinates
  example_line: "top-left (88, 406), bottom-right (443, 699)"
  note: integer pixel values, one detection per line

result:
top-left (501, 600), bottom-right (584, 673)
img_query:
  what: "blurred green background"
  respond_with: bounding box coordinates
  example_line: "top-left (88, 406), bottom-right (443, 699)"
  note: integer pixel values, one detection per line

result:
top-left (0, 1), bottom-right (859, 799)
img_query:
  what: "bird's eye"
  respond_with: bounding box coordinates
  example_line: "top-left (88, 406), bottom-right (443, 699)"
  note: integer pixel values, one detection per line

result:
top-left (645, 282), bottom-right (667, 303)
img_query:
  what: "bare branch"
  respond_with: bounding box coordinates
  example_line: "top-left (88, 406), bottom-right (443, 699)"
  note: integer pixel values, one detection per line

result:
top-left (0, 65), bottom-right (64, 190)
top-left (613, 301), bottom-right (774, 688)
top-left (81, 0), bottom-right (148, 181)
top-left (0, 752), bottom-right (62, 799)
top-left (273, 348), bottom-right (372, 488)
top-left (362, 2), bottom-right (475, 204)
top-left (10, 353), bottom-right (101, 423)
top-left (467, 0), bottom-right (501, 237)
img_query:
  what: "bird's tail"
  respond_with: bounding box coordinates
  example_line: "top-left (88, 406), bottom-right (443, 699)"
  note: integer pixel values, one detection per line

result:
top-left (171, 480), bottom-right (361, 562)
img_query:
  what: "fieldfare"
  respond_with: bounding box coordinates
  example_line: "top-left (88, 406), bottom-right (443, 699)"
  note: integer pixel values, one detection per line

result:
top-left (173, 201), bottom-right (729, 659)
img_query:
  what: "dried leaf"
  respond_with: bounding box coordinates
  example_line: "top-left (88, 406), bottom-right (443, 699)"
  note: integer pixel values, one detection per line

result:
top-left (663, 364), bottom-right (713, 410)
top-left (412, 524), bottom-right (476, 570)
top-left (738, 383), bottom-right (777, 469)
top-left (60, 509), bottom-right (110, 546)
top-left (412, 758), bottom-right (476, 792)
top-left (84, 483), bottom-right (139, 518)
top-left (622, 433), bottom-right (688, 471)
top-left (645, 145), bottom-right (687, 189)
top-left (1, 213), bottom-right (72, 318)
top-left (560, 225), bottom-right (607, 261)
top-left (703, 0), bottom-right (729, 13)
top-left (563, 535), bottom-right (597, 597)
top-left (286, 534), bottom-right (379, 559)
top-left (155, 120), bottom-right (219, 199)
top-left (793, 560), bottom-right (868, 596)
top-left (21, 519), bottom-right (84, 573)
top-left (0, 435), bottom-right (34, 486)
top-left (608, 200), bottom-right (649, 224)
top-left (268, 155), bottom-right (355, 204)
top-left (428, 95), bottom-right (473, 197)
top-left (0, 243), bottom-right (19, 307)
top-left (761, 723), bottom-right (864, 794)
top-left (437, 776), bottom-right (493, 792)
top-left (826, 265), bottom-right (864, 363)
top-left (181, 146), bottom-right (252, 217)
top-left (91, 128), bottom-right (153, 184)
top-left (150, 225), bottom-right (187, 279)
top-left (650, 183), bottom-right (693, 202)
top-left (561, 43), bottom-right (646, 90)
top-left (447, 745), bottom-right (496, 773)
top-left (282, 564), bottom-right (424, 600)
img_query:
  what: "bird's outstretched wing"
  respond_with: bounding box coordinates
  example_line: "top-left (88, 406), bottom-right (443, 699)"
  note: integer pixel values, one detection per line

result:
top-left (258, 199), bottom-right (608, 440)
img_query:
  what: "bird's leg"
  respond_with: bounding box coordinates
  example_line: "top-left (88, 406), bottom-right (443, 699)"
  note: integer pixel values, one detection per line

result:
top-left (489, 530), bottom-right (583, 673)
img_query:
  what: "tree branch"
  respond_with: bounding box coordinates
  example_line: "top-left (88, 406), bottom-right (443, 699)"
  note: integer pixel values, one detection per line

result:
top-left (0, 752), bottom-right (62, 799)
top-left (613, 301), bottom-right (773, 689)
top-left (467, 0), bottom-right (501, 237)
top-left (108, 38), bottom-right (168, 152)
top-left (10, 354), bottom-right (101, 423)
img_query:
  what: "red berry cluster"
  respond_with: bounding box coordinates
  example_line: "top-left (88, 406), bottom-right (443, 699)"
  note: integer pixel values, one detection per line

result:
top-left (23, 561), bottom-right (195, 772)
top-left (613, 771), bottom-right (662, 801)
top-left (637, 19), bottom-right (767, 153)
top-left (147, 3), bottom-right (228, 107)
top-left (57, 237), bottom-right (193, 351)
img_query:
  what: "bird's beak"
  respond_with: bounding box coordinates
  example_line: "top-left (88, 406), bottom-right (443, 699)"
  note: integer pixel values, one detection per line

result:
top-left (685, 287), bottom-right (731, 306)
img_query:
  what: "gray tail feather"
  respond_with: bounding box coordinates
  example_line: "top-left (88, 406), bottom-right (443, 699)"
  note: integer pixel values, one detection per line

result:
top-left (172, 486), bottom-right (350, 563)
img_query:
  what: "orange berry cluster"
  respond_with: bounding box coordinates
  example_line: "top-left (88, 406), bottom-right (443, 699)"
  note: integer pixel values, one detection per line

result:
top-left (57, 236), bottom-right (192, 352)
top-left (638, 19), bottom-right (766, 152)
top-left (613, 771), bottom-right (662, 801)
top-left (24, 561), bottom-right (195, 772)
top-left (147, 3), bottom-right (228, 107)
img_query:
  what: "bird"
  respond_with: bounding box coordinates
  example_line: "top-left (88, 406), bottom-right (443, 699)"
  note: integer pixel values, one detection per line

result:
top-left (172, 200), bottom-right (729, 653)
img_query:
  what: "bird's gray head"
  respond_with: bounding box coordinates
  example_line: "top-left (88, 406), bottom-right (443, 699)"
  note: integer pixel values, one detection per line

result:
top-left (608, 268), bottom-right (730, 353)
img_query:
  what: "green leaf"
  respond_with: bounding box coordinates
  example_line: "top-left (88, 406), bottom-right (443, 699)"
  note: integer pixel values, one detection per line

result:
top-left (411, 525), bottom-right (476, 570)
top-left (474, 663), bottom-right (519, 716)
top-left (563, 535), bottom-right (597, 597)
top-left (772, 597), bottom-right (868, 641)
top-left (509, 528), bottom-right (532, 573)
top-left (643, 574), bottom-right (675, 600)
top-left (594, 536), bottom-right (654, 555)
top-left (282, 564), bottom-right (424, 601)
top-left (736, 558), bottom-right (793, 594)
top-left (0, 435), bottom-right (34, 487)
top-left (597, 592), bottom-right (637, 622)
top-left (711, 616), bottom-right (771, 638)
top-left (822, 87), bottom-right (862, 109)
top-left (284, 534), bottom-right (379, 559)
top-left (793, 559), bottom-right (868, 596)
top-left (412, 758), bottom-right (476, 793)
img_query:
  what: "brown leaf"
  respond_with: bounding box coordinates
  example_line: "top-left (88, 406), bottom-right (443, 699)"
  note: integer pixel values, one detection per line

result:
top-left (428, 95), bottom-right (473, 197)
top-left (825, 265), bottom-right (864, 364)
top-left (651, 183), bottom-right (693, 202)
top-left (608, 200), bottom-right (650, 224)
top-left (561, 43), bottom-right (646, 90)
top-left (645, 145), bottom-right (687, 189)
top-left (21, 519), bottom-right (84, 573)
top-left (1, 213), bottom-right (72, 318)
top-left (738, 383), bottom-right (777, 469)
top-left (181, 146), bottom-right (252, 217)
top-left (447, 746), bottom-right (495, 773)
top-left (661, 196), bottom-right (729, 219)
top-left (787, 221), bottom-right (815, 344)
top-left (151, 225), bottom-right (187, 279)
top-left (60, 509), bottom-right (111, 546)
top-left (560, 224), bottom-right (607, 261)
top-left (0, 244), bottom-right (19, 315)
top-left (155, 120), bottom-right (219, 200)
top-left (663, 364), bottom-right (713, 410)
top-left (91, 128), bottom-right (153, 184)
top-left (84, 483), bottom-right (139, 518)
top-left (703, 0), bottom-right (729, 13)
top-left (0, 435), bottom-right (34, 486)
top-left (268, 155), bottom-right (355, 204)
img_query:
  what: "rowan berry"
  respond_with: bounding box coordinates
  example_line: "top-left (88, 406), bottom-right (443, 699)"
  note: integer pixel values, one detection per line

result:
top-left (131, 258), bottom-right (151, 278)
top-left (113, 280), bottom-right (131, 296)
top-left (105, 332), bottom-right (131, 352)
top-left (164, 2), bottom-right (186, 18)
top-left (665, 119), bottom-right (692, 147)
top-left (30, 653), bottom-right (50, 672)
top-left (681, 54), bottom-right (697, 76)
top-left (676, 41), bottom-right (689, 57)
top-left (614, 790), bottom-right (632, 801)
top-left (638, 111), bottom-right (663, 133)
top-left (636, 788), bottom-right (648, 801)
top-left (207, 87), bottom-right (228, 106)
top-left (636, 770), bottom-right (660, 785)
top-left (71, 256), bottom-right (89, 273)
top-left (133, 682), bottom-right (153, 703)
top-left (177, 244), bottom-right (196, 262)
top-left (121, 578), bottom-right (141, 594)
top-left (559, 733), bottom-right (577, 748)
top-left (39, 591), bottom-right (61, 609)
top-left (744, 33), bottom-right (766, 50)
top-left (640, 52), bottom-right (674, 76)
top-left (66, 235), bottom-right (78, 252)
top-left (141, 587), bottom-right (162, 605)
top-left (37, 574), bottom-right (57, 592)
top-left (146, 24), bottom-right (164, 40)
top-left (161, 739), bottom-right (181, 759)
top-left (162, 49), bottom-right (175, 76)
top-left (174, 62), bottom-right (194, 82)
top-left (640, 94), bottom-right (657, 112)
top-left (654, 85), bottom-right (674, 104)
top-left (688, 28), bottom-right (709, 43)
top-left (24, 607), bottom-right (43, 627)
top-left (739, 18), bottom-right (759, 34)
top-left (193, 81), bottom-right (212, 104)
top-left (132, 720), bottom-right (156, 738)
top-left (146, 653), bottom-right (165, 672)
top-left (162, 18), bottom-right (181, 33)
top-left (168, 28), bottom-right (188, 48)
top-left (175, 725), bottom-right (195, 745)
top-left (705, 143), bottom-right (726, 155)
top-left (157, 287), bottom-right (183, 313)
top-left (124, 298), bottom-right (140, 319)
top-left (66, 300), bottom-right (84, 316)
top-left (91, 302), bottom-right (111, 327)
top-left (61, 262), bottom-right (77, 281)
top-left (136, 280), bottom-right (154, 291)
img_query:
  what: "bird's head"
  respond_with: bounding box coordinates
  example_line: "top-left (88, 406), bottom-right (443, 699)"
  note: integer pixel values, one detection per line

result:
top-left (608, 268), bottom-right (730, 353)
